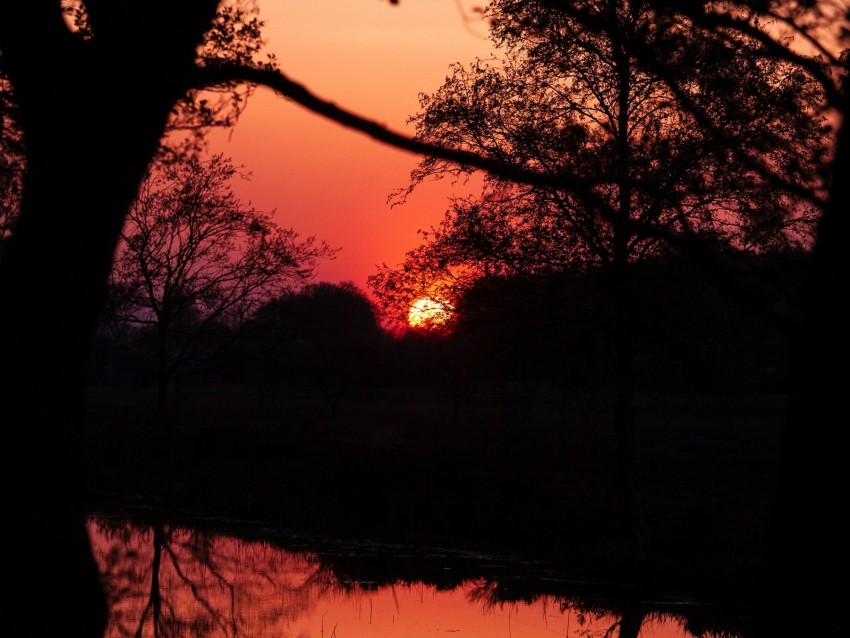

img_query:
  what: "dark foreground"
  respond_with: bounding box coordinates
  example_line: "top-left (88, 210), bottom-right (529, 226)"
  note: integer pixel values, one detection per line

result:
top-left (84, 382), bottom-right (787, 635)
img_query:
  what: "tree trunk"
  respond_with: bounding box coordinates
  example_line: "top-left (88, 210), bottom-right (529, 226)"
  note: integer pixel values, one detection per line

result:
top-left (610, 9), bottom-right (651, 551)
top-left (0, 4), bottom-right (221, 635)
top-left (616, 604), bottom-right (646, 638)
top-left (756, 84), bottom-right (849, 638)
top-left (158, 321), bottom-right (171, 414)
top-left (610, 257), bottom-right (651, 550)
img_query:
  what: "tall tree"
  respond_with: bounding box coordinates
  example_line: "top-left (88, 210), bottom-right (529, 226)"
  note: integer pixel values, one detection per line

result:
top-left (530, 2), bottom-right (846, 635)
top-left (60, 0), bottom-right (276, 161)
top-left (371, 0), bottom-right (828, 548)
top-left (0, 0), bottom-right (276, 241)
top-left (0, 2), bottom-right (274, 635)
top-left (110, 153), bottom-right (336, 413)
top-left (0, 2), bottom-right (485, 632)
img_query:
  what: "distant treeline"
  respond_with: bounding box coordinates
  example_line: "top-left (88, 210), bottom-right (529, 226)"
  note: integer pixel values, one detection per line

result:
top-left (89, 249), bottom-right (800, 403)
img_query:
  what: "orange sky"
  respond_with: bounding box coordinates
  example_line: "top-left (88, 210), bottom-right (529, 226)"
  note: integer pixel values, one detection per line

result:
top-left (206, 0), bottom-right (496, 297)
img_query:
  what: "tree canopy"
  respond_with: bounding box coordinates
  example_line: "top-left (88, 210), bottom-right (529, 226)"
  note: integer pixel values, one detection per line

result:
top-left (110, 153), bottom-right (336, 410)
top-left (371, 0), bottom-right (829, 329)
top-left (368, 0), bottom-right (843, 610)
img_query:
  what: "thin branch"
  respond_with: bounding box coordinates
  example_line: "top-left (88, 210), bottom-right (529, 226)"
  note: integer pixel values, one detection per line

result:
top-left (190, 64), bottom-right (604, 196)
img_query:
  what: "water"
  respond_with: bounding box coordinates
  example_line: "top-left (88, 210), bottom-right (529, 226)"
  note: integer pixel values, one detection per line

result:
top-left (88, 515), bottom-right (739, 638)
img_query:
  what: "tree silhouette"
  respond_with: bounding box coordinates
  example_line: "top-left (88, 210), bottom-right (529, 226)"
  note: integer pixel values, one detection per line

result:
top-left (0, 1), bottom-right (845, 635)
top-left (0, 3), bottom-right (276, 635)
top-left (61, 0), bottom-right (277, 161)
top-left (92, 517), bottom-right (320, 638)
top-left (527, 3), bottom-right (846, 635)
top-left (244, 282), bottom-right (386, 417)
top-left (0, 0), bottom-right (276, 242)
top-left (0, 70), bottom-right (22, 257)
top-left (370, 0), bottom-right (827, 549)
top-left (109, 153), bottom-right (336, 413)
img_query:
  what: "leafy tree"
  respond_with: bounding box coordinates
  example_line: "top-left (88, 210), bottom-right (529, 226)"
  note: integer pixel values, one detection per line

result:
top-left (370, 0), bottom-right (828, 547)
top-left (0, 3), bottom-right (289, 634)
top-left (591, 2), bottom-right (844, 635)
top-left (244, 281), bottom-right (387, 416)
top-left (61, 0), bottom-right (276, 161)
top-left (109, 153), bottom-right (336, 413)
top-left (0, 0), bottom-right (275, 249)
top-left (529, 2), bottom-right (847, 634)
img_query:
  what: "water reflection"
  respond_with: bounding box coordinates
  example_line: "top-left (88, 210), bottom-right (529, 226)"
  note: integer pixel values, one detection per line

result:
top-left (88, 516), bottom-right (736, 638)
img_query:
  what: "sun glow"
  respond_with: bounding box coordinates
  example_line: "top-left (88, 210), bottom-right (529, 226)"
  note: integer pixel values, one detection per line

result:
top-left (407, 297), bottom-right (451, 329)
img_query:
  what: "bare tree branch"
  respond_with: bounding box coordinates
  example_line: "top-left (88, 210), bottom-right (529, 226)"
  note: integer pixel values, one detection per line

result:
top-left (190, 63), bottom-right (606, 196)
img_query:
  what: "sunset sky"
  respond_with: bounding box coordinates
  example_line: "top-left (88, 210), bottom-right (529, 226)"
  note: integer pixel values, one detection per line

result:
top-left (205, 0), bottom-right (496, 296)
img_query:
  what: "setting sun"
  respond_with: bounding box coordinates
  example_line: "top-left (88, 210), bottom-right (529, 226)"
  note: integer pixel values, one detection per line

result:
top-left (407, 297), bottom-right (451, 329)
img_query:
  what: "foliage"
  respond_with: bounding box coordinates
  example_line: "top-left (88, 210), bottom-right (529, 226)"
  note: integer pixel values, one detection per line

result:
top-left (0, 1), bottom-right (277, 256)
top-left (369, 0), bottom-right (833, 556)
top-left (109, 153), bottom-right (337, 405)
top-left (164, 0), bottom-right (279, 159)
top-left (61, 0), bottom-right (277, 161)
top-left (0, 67), bottom-right (22, 256)
top-left (370, 0), bottom-right (830, 329)
top-left (242, 281), bottom-right (387, 414)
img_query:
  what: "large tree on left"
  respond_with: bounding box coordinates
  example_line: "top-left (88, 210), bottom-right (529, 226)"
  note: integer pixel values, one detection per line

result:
top-left (0, 2), bottom-right (547, 632)
top-left (0, 2), bottom-right (232, 635)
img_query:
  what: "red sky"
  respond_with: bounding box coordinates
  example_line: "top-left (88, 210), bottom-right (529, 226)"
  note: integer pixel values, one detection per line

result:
top-left (206, 1), bottom-right (496, 297)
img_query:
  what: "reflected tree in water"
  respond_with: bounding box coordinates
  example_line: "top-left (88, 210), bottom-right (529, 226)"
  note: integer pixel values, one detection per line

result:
top-left (468, 580), bottom-right (650, 638)
top-left (92, 516), bottom-right (753, 638)
top-left (0, 70), bottom-right (22, 258)
top-left (467, 578), bottom-right (750, 638)
top-left (93, 518), bottom-right (323, 638)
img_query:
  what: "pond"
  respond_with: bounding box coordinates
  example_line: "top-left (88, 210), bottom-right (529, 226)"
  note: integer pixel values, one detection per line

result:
top-left (88, 514), bottom-right (747, 638)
